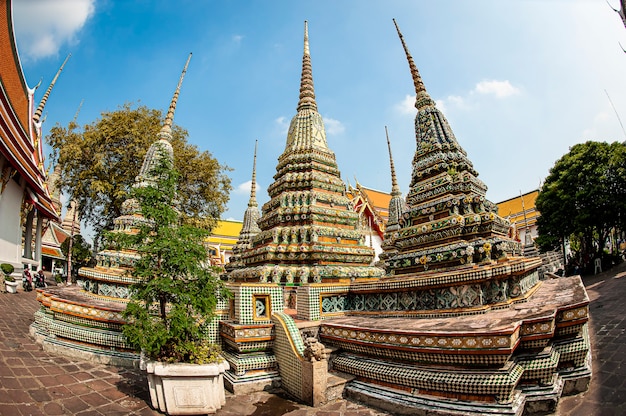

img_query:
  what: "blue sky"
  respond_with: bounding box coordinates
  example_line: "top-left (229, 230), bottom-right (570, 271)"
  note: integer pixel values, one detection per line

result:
top-left (12, 1), bottom-right (626, 240)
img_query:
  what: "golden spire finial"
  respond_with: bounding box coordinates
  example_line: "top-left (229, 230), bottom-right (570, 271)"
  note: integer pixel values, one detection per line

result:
top-left (297, 21), bottom-right (317, 112)
top-left (393, 19), bottom-right (435, 110)
top-left (33, 53), bottom-right (71, 124)
top-left (160, 53), bottom-right (192, 138)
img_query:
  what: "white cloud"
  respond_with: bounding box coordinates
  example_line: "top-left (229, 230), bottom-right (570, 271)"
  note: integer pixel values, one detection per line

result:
top-left (234, 180), bottom-right (259, 195)
top-left (232, 34), bottom-right (244, 44)
top-left (275, 116), bottom-right (289, 135)
top-left (594, 111), bottom-right (611, 123)
top-left (13, 0), bottom-right (95, 60)
top-left (395, 94), bottom-right (415, 116)
top-left (474, 80), bottom-right (520, 98)
top-left (323, 116), bottom-right (345, 135)
top-left (580, 110), bottom-right (626, 142)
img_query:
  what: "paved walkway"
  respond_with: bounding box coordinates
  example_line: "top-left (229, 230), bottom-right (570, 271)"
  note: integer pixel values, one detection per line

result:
top-left (1, 263), bottom-right (625, 415)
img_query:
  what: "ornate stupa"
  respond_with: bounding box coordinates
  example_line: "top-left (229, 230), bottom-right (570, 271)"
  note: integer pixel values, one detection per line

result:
top-left (220, 21), bottom-right (384, 396)
top-left (381, 20), bottom-right (519, 274)
top-left (225, 140), bottom-right (261, 272)
top-left (30, 54), bottom-right (218, 365)
top-left (315, 20), bottom-right (592, 415)
top-left (228, 22), bottom-right (383, 285)
top-left (377, 126), bottom-right (405, 266)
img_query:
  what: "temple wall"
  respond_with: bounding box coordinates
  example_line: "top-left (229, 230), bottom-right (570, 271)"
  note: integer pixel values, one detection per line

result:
top-left (0, 179), bottom-right (24, 267)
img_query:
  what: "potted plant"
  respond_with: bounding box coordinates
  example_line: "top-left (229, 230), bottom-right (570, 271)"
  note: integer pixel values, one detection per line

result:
top-left (1, 263), bottom-right (17, 293)
top-left (117, 144), bottom-right (230, 415)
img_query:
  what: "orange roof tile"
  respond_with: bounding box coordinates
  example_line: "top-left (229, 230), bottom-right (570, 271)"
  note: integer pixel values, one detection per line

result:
top-left (497, 190), bottom-right (539, 228)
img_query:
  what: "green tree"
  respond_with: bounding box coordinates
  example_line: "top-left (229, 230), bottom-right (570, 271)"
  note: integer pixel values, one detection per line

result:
top-left (46, 103), bottom-right (231, 239)
top-left (536, 141), bottom-right (626, 266)
top-left (119, 143), bottom-right (229, 363)
top-left (60, 234), bottom-right (93, 277)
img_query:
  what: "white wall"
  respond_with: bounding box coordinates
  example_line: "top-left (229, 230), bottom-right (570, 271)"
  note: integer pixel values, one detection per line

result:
top-left (0, 180), bottom-right (24, 268)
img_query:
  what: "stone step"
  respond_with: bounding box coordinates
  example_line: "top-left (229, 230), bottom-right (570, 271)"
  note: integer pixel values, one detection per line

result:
top-left (325, 370), bottom-right (354, 402)
top-left (344, 380), bottom-right (525, 416)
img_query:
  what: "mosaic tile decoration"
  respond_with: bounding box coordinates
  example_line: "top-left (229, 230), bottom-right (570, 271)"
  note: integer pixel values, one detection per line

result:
top-left (555, 323), bottom-right (585, 338)
top-left (38, 331), bottom-right (139, 361)
top-left (359, 258), bottom-right (540, 293)
top-left (49, 298), bottom-right (125, 323)
top-left (223, 369), bottom-right (281, 392)
top-left (334, 353), bottom-right (523, 403)
top-left (221, 350), bottom-right (277, 376)
top-left (320, 323), bottom-right (519, 355)
top-left (295, 266), bottom-right (543, 322)
top-left (79, 266), bottom-right (139, 285)
top-left (32, 309), bottom-right (53, 333)
top-left (554, 323), bottom-right (590, 368)
top-left (520, 338), bottom-right (551, 350)
top-left (227, 283), bottom-right (284, 325)
top-left (556, 305), bottom-right (589, 325)
top-left (48, 320), bottom-right (132, 349)
top-left (297, 284), bottom-right (350, 321)
top-left (220, 321), bottom-right (275, 342)
top-left (203, 311), bottom-right (230, 345)
top-left (271, 312), bottom-right (306, 401)
top-left (325, 338), bottom-right (511, 367)
top-left (54, 309), bottom-right (124, 331)
top-left (222, 338), bottom-right (274, 353)
top-left (516, 346), bottom-right (560, 384)
top-left (345, 380), bottom-right (526, 416)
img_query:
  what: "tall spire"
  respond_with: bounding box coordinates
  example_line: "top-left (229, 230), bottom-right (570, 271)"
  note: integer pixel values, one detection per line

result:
top-left (384, 126), bottom-right (404, 232)
top-left (72, 99), bottom-right (84, 125)
top-left (33, 53), bottom-right (71, 124)
top-left (159, 52), bottom-right (192, 140)
top-left (134, 54), bottom-right (191, 189)
top-left (241, 140), bottom-right (261, 234)
top-left (392, 19), bottom-right (435, 110)
top-left (385, 126), bottom-right (400, 198)
top-left (249, 139), bottom-right (258, 208)
top-left (297, 21), bottom-right (317, 112)
top-left (225, 141), bottom-right (261, 272)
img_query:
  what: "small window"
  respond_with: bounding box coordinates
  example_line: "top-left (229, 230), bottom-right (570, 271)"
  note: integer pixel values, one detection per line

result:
top-left (253, 294), bottom-right (271, 320)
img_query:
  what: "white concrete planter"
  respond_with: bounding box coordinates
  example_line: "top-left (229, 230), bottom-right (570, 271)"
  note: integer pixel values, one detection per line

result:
top-left (5, 281), bottom-right (18, 293)
top-left (146, 360), bottom-right (229, 415)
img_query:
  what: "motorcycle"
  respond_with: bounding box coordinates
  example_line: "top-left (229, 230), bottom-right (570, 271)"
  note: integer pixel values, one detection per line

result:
top-left (22, 269), bottom-right (33, 291)
top-left (34, 270), bottom-right (46, 288)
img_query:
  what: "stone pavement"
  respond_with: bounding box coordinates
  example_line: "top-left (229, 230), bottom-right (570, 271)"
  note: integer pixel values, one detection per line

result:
top-left (1, 262), bottom-right (625, 416)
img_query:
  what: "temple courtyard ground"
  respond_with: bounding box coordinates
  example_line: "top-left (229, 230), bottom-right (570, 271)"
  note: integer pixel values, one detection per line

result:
top-left (0, 262), bottom-right (625, 416)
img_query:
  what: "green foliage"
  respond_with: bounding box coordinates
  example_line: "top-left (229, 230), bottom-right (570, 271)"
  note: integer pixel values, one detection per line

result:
top-left (0, 263), bottom-right (14, 277)
top-left (60, 234), bottom-right (93, 271)
top-left (1, 263), bottom-right (15, 283)
top-left (536, 141), bottom-right (626, 259)
top-left (46, 103), bottom-right (232, 239)
top-left (119, 144), bottom-right (229, 364)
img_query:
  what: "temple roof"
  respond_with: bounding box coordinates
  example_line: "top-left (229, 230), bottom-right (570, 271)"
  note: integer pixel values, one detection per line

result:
top-left (496, 190), bottom-right (539, 229)
top-left (0, 1), bottom-right (58, 220)
top-left (207, 219), bottom-right (242, 251)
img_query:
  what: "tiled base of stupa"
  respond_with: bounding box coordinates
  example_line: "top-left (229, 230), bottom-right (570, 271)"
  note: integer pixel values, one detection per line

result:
top-left (29, 285), bottom-right (139, 367)
top-left (30, 280), bottom-right (230, 368)
top-left (318, 273), bottom-right (590, 415)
